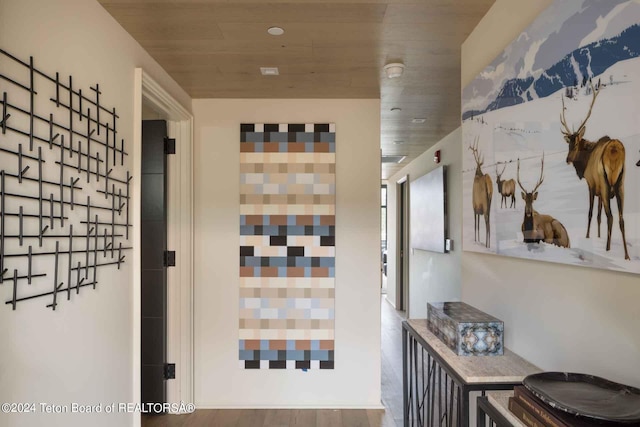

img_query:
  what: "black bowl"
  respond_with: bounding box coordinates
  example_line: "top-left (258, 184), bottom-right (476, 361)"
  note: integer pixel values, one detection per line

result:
top-left (523, 372), bottom-right (640, 425)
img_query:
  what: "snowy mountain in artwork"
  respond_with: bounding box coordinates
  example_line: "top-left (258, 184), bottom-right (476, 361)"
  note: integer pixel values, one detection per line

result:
top-left (462, 0), bottom-right (640, 119)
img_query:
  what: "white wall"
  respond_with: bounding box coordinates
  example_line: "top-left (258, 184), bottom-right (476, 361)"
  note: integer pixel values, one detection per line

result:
top-left (192, 99), bottom-right (382, 408)
top-left (0, 1), bottom-right (191, 426)
top-left (462, 0), bottom-right (640, 388)
top-left (386, 129), bottom-right (463, 318)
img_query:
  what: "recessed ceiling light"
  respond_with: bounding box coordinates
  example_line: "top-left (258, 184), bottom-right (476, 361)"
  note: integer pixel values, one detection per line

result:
top-left (260, 67), bottom-right (279, 76)
top-left (411, 118), bottom-right (426, 124)
top-left (391, 107), bottom-right (402, 112)
top-left (267, 27), bottom-right (285, 36)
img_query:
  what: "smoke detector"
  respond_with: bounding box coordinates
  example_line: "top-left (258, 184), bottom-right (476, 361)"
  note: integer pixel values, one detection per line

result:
top-left (383, 63), bottom-right (405, 79)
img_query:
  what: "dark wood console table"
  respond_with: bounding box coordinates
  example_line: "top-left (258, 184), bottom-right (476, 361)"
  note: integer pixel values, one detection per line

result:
top-left (402, 319), bottom-right (540, 427)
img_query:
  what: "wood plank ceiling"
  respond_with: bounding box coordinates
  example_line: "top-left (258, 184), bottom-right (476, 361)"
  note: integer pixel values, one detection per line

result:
top-left (98, 0), bottom-right (495, 179)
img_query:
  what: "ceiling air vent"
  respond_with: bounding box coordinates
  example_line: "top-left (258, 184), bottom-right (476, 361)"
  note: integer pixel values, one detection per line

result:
top-left (382, 155), bottom-right (406, 164)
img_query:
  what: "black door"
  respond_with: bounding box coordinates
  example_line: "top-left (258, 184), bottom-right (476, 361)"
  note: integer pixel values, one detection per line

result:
top-left (398, 180), bottom-right (407, 311)
top-left (141, 120), bottom-right (168, 409)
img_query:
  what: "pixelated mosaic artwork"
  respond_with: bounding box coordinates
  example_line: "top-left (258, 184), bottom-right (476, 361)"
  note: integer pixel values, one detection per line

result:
top-left (239, 123), bottom-right (335, 370)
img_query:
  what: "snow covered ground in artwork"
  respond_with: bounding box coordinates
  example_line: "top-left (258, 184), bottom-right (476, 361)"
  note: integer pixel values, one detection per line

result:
top-left (462, 58), bottom-right (640, 274)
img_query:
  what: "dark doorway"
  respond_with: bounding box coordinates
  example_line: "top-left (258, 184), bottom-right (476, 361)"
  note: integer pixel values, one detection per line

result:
top-left (141, 120), bottom-right (168, 410)
top-left (397, 179), bottom-right (408, 312)
top-left (381, 185), bottom-right (388, 293)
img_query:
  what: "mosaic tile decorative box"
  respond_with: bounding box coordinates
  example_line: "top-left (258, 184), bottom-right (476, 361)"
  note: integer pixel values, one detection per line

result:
top-left (427, 302), bottom-right (503, 356)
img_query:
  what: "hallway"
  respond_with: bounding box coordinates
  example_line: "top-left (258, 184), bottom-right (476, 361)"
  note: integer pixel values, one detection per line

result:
top-left (142, 295), bottom-right (406, 427)
top-left (380, 295), bottom-right (407, 427)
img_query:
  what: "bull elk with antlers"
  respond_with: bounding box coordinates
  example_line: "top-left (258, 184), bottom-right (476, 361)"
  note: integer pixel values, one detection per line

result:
top-left (517, 155), bottom-right (570, 248)
top-left (469, 138), bottom-right (493, 248)
top-left (561, 82), bottom-right (629, 260)
top-left (496, 163), bottom-right (516, 208)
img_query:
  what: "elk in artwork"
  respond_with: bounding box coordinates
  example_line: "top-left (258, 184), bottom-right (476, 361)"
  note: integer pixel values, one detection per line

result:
top-left (561, 82), bottom-right (629, 259)
top-left (469, 138), bottom-right (493, 248)
top-left (517, 155), bottom-right (570, 248)
top-left (496, 163), bottom-right (516, 208)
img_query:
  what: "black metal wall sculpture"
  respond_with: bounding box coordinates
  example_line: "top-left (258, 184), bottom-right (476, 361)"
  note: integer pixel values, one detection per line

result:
top-left (0, 48), bottom-right (131, 310)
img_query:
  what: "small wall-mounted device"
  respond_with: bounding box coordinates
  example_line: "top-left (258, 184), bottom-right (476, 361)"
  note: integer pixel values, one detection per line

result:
top-left (434, 150), bottom-right (441, 164)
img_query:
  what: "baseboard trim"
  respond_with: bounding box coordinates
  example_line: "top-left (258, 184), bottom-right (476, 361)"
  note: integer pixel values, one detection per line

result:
top-left (193, 403), bottom-right (386, 410)
top-left (385, 295), bottom-right (397, 309)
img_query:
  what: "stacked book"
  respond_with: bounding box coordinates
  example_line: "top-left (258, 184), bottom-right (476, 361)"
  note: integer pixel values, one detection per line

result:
top-left (509, 385), bottom-right (617, 427)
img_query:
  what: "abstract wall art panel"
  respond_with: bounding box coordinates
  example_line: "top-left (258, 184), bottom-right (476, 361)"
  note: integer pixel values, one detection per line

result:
top-left (239, 123), bottom-right (335, 369)
top-left (0, 48), bottom-right (131, 311)
top-left (462, 1), bottom-right (640, 274)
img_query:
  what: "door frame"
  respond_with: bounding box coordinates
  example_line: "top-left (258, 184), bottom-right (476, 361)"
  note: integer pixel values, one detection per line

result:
top-left (133, 69), bottom-right (194, 422)
top-left (396, 175), bottom-right (409, 315)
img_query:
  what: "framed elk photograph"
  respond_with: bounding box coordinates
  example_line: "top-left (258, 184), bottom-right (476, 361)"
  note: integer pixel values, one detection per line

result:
top-left (462, 0), bottom-right (640, 274)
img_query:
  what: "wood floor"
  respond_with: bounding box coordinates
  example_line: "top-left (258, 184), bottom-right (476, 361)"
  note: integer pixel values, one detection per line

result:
top-left (380, 293), bottom-right (407, 427)
top-left (142, 293), bottom-right (406, 427)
